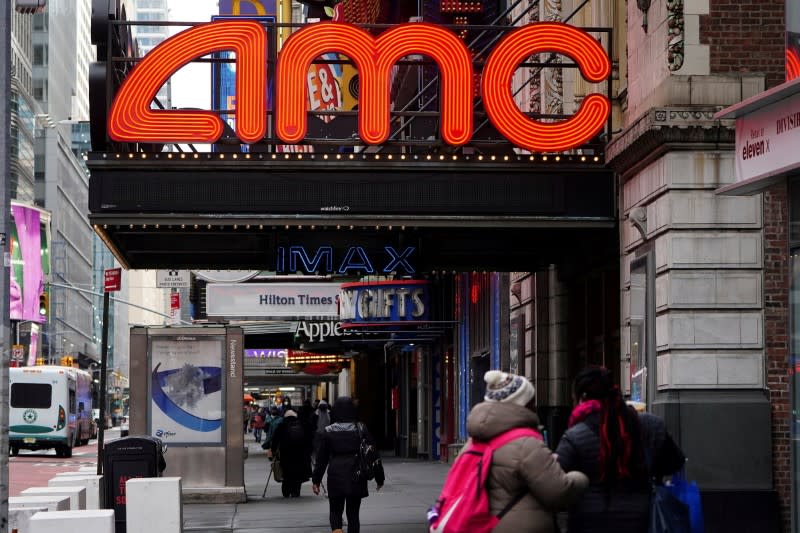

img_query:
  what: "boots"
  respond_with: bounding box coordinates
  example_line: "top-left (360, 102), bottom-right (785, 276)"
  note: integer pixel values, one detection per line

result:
top-left (332, 530), bottom-right (344, 533)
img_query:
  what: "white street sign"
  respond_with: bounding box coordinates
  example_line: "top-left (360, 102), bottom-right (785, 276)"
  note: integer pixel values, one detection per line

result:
top-left (156, 269), bottom-right (191, 288)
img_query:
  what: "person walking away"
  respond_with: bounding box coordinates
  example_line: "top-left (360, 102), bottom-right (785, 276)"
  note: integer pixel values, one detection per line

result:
top-left (252, 407), bottom-right (267, 444)
top-left (312, 400), bottom-right (331, 468)
top-left (460, 370), bottom-right (588, 533)
top-left (270, 409), bottom-right (312, 497)
top-left (312, 396), bottom-right (385, 533)
top-left (555, 366), bottom-right (686, 533)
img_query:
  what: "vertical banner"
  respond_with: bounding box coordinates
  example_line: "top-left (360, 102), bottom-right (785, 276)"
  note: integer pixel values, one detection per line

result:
top-left (9, 203), bottom-right (50, 323)
top-left (149, 336), bottom-right (225, 444)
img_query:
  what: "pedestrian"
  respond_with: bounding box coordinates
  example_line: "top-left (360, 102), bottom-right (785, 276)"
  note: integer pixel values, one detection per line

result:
top-left (315, 399), bottom-right (331, 432)
top-left (312, 400), bottom-right (331, 468)
top-left (280, 396), bottom-right (293, 416)
top-left (312, 396), bottom-right (385, 533)
top-left (461, 370), bottom-right (589, 533)
top-left (252, 407), bottom-right (267, 443)
top-left (555, 366), bottom-right (686, 533)
top-left (263, 405), bottom-right (283, 450)
top-left (269, 409), bottom-right (312, 497)
top-left (299, 398), bottom-right (315, 436)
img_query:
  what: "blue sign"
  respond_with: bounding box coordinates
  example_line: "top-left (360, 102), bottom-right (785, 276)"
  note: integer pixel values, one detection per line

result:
top-left (339, 280), bottom-right (429, 323)
top-left (276, 245), bottom-right (416, 275)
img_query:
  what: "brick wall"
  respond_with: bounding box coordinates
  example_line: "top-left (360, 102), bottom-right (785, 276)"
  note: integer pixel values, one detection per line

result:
top-left (763, 182), bottom-right (791, 531)
top-left (700, 0), bottom-right (785, 89)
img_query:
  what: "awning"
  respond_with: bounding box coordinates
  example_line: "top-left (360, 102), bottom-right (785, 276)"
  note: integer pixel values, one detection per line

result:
top-left (714, 76), bottom-right (800, 195)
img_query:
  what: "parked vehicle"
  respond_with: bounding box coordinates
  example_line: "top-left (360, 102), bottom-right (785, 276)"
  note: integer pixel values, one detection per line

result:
top-left (10, 366), bottom-right (93, 457)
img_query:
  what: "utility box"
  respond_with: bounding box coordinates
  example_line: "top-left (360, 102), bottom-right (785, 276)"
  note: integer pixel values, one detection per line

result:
top-left (103, 436), bottom-right (166, 533)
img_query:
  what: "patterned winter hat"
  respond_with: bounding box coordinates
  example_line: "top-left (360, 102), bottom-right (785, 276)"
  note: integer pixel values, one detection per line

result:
top-left (484, 370), bottom-right (535, 407)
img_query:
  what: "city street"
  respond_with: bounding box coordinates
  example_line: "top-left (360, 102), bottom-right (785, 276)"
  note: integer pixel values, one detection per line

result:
top-left (8, 427), bottom-right (121, 496)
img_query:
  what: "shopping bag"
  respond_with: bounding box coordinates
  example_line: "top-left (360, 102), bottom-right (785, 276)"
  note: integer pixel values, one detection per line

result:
top-left (650, 484), bottom-right (691, 533)
top-left (669, 471), bottom-right (704, 533)
top-left (272, 456), bottom-right (284, 482)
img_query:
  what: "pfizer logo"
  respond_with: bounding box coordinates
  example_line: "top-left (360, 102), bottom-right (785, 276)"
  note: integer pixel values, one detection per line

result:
top-left (23, 409), bottom-right (37, 423)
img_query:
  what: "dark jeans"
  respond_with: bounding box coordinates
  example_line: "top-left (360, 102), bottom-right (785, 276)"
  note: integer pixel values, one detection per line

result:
top-left (329, 496), bottom-right (362, 533)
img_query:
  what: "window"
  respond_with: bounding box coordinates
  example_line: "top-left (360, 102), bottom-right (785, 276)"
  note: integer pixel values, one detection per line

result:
top-left (33, 44), bottom-right (47, 66)
top-left (11, 383), bottom-right (52, 409)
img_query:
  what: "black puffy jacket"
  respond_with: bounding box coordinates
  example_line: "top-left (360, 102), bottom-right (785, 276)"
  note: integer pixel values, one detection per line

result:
top-left (555, 411), bottom-right (685, 533)
top-left (312, 421), bottom-right (385, 498)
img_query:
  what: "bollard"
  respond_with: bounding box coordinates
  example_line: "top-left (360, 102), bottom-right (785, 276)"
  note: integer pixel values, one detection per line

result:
top-left (29, 509), bottom-right (115, 533)
top-left (49, 475), bottom-right (104, 509)
top-left (125, 477), bottom-right (182, 533)
top-left (22, 486), bottom-right (86, 510)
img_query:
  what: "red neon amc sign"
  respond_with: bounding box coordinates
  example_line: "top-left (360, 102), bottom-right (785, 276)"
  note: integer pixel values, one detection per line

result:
top-left (108, 20), bottom-right (610, 153)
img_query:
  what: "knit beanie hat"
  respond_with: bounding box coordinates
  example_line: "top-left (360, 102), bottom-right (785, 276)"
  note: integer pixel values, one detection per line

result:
top-left (484, 370), bottom-right (535, 407)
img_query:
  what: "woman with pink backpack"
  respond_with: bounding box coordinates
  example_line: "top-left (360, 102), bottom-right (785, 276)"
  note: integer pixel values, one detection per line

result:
top-left (430, 370), bottom-right (588, 533)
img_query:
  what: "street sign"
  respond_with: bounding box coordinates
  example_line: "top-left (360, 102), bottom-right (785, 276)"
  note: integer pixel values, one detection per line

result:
top-left (157, 269), bottom-right (191, 288)
top-left (104, 268), bottom-right (122, 292)
top-left (263, 368), bottom-right (297, 375)
top-left (169, 292), bottom-right (181, 325)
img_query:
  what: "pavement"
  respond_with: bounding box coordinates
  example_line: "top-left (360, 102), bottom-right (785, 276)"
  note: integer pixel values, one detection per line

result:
top-left (182, 435), bottom-right (450, 532)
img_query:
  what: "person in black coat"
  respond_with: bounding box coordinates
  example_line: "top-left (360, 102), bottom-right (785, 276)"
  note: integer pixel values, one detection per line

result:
top-left (555, 366), bottom-right (685, 533)
top-left (269, 409), bottom-right (312, 497)
top-left (312, 396), bottom-right (385, 533)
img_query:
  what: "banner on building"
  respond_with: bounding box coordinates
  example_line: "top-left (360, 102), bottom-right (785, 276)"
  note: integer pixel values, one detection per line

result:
top-left (9, 202), bottom-right (51, 324)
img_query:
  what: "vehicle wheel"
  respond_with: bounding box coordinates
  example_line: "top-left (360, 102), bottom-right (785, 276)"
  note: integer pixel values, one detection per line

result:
top-left (10, 446), bottom-right (19, 456)
top-left (54, 446), bottom-right (63, 458)
top-left (62, 445), bottom-right (72, 458)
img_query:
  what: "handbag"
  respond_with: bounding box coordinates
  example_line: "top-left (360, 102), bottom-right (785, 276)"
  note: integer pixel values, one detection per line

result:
top-left (668, 470), bottom-right (704, 533)
top-left (643, 430), bottom-right (691, 533)
top-left (354, 422), bottom-right (380, 481)
top-left (272, 453), bottom-right (284, 482)
top-left (650, 484), bottom-right (691, 533)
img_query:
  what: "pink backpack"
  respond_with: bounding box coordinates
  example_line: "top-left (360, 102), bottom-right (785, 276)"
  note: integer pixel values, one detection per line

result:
top-left (429, 427), bottom-right (543, 533)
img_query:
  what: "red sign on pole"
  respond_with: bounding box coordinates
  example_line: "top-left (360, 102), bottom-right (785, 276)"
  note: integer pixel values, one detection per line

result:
top-left (170, 292), bottom-right (180, 310)
top-left (104, 268), bottom-right (122, 292)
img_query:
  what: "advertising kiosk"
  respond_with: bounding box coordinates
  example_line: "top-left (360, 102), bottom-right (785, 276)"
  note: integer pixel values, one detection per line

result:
top-left (129, 326), bottom-right (245, 502)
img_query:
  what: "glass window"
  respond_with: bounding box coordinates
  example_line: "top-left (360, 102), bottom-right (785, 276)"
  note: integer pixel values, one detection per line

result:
top-left (33, 44), bottom-right (46, 66)
top-left (11, 383), bottom-right (52, 409)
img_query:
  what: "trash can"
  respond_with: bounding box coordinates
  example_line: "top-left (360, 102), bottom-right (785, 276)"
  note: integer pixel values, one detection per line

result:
top-left (103, 435), bottom-right (166, 533)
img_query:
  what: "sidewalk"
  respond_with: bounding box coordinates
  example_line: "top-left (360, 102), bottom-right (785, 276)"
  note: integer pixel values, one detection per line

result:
top-left (182, 437), bottom-right (450, 532)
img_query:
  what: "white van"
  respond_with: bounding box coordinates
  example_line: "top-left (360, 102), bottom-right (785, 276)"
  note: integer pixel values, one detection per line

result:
top-left (10, 366), bottom-right (93, 457)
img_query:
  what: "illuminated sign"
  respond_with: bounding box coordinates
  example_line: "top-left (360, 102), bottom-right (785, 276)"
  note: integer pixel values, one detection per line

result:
top-left (277, 245), bottom-right (415, 274)
top-left (296, 320), bottom-right (380, 342)
top-left (244, 348), bottom-right (287, 358)
top-left (339, 280), bottom-right (429, 323)
top-left (108, 20), bottom-right (610, 153)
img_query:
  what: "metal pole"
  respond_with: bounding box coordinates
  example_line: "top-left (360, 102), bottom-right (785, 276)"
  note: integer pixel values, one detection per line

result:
top-left (96, 290), bottom-right (110, 475)
top-left (0, 0), bottom-right (11, 528)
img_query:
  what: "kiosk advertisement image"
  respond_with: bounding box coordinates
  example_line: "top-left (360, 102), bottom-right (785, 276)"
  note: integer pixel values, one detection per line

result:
top-left (149, 336), bottom-right (225, 445)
